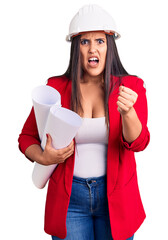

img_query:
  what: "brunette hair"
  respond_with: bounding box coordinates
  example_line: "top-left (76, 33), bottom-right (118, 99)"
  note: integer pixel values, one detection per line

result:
top-left (64, 34), bottom-right (129, 122)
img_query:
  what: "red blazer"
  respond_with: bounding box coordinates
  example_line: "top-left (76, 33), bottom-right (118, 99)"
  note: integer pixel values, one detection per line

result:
top-left (18, 75), bottom-right (150, 240)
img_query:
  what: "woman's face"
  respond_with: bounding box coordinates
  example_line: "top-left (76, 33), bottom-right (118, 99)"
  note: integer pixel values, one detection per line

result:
top-left (80, 32), bottom-right (107, 79)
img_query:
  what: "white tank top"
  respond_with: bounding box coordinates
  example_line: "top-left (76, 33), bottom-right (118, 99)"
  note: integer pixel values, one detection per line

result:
top-left (74, 117), bottom-right (108, 178)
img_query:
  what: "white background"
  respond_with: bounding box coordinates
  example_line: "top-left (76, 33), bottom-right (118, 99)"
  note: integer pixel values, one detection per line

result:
top-left (0, 0), bottom-right (167, 239)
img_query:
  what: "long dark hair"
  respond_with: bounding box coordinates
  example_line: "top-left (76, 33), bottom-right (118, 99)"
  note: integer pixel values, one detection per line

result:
top-left (64, 34), bottom-right (129, 122)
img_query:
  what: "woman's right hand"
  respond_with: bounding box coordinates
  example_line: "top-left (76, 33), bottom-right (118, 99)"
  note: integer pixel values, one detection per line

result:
top-left (25, 134), bottom-right (74, 166)
top-left (41, 134), bottom-right (74, 165)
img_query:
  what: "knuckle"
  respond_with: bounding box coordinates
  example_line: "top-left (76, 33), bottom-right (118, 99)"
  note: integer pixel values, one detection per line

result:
top-left (128, 102), bottom-right (133, 108)
top-left (61, 154), bottom-right (65, 161)
top-left (59, 159), bottom-right (65, 163)
top-left (58, 149), bottom-right (63, 156)
top-left (45, 145), bottom-right (49, 152)
top-left (67, 145), bottom-right (71, 151)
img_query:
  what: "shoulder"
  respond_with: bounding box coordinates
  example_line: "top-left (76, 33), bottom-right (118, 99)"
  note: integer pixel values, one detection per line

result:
top-left (122, 75), bottom-right (143, 86)
top-left (121, 75), bottom-right (145, 92)
top-left (111, 75), bottom-right (144, 89)
top-left (46, 75), bottom-right (71, 93)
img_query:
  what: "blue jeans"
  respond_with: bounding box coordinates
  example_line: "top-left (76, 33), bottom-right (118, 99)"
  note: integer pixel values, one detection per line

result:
top-left (52, 176), bottom-right (134, 240)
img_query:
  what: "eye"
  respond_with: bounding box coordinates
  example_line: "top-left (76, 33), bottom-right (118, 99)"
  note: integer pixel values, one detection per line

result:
top-left (80, 39), bottom-right (89, 45)
top-left (97, 39), bottom-right (105, 44)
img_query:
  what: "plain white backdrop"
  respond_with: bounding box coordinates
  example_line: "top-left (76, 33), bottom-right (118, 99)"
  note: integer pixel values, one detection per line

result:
top-left (0, 0), bottom-right (167, 239)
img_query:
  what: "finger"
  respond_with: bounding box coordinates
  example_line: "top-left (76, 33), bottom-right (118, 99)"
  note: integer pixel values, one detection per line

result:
top-left (57, 141), bottom-right (74, 157)
top-left (119, 90), bottom-right (137, 104)
top-left (64, 141), bottom-right (74, 155)
top-left (117, 106), bottom-right (122, 113)
top-left (119, 86), bottom-right (124, 92)
top-left (119, 86), bottom-right (137, 95)
top-left (119, 86), bottom-right (138, 101)
top-left (117, 100), bottom-right (129, 112)
top-left (46, 133), bottom-right (52, 147)
top-left (64, 141), bottom-right (74, 153)
top-left (68, 140), bottom-right (74, 148)
top-left (118, 96), bottom-right (134, 108)
top-left (64, 150), bottom-right (74, 160)
top-left (59, 147), bottom-right (74, 162)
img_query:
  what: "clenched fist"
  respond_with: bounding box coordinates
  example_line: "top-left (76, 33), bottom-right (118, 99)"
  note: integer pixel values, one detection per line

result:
top-left (117, 86), bottom-right (138, 115)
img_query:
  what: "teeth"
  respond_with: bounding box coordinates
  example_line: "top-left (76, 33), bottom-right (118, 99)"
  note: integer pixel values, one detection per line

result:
top-left (89, 57), bottom-right (98, 61)
top-left (88, 57), bottom-right (99, 63)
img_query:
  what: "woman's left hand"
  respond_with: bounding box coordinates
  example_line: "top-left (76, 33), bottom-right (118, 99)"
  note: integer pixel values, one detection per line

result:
top-left (117, 86), bottom-right (138, 115)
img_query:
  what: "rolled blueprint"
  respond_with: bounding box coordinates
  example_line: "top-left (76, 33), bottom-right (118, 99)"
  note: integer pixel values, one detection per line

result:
top-left (32, 85), bottom-right (61, 140)
top-left (41, 106), bottom-right (82, 150)
top-left (32, 105), bottom-right (82, 189)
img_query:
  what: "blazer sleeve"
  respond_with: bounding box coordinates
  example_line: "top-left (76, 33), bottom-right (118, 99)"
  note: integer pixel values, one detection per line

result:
top-left (18, 107), bottom-right (41, 160)
top-left (121, 78), bottom-right (150, 152)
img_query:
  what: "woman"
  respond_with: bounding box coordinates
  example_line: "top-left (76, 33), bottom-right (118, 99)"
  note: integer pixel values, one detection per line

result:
top-left (18, 4), bottom-right (150, 240)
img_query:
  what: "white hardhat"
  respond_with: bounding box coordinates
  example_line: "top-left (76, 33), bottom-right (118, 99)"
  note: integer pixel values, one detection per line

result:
top-left (66, 4), bottom-right (120, 41)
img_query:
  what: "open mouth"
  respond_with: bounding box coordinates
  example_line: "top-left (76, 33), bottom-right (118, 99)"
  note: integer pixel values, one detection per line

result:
top-left (88, 57), bottom-right (99, 64)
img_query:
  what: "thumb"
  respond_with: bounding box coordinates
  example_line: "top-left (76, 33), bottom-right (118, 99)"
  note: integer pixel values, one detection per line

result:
top-left (46, 133), bottom-right (52, 147)
top-left (117, 106), bottom-right (122, 114)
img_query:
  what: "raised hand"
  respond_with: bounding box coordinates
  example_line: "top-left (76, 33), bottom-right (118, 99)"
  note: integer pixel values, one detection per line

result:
top-left (117, 86), bottom-right (138, 115)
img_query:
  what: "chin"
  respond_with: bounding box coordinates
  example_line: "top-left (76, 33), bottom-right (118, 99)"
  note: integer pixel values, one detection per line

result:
top-left (86, 69), bottom-right (104, 78)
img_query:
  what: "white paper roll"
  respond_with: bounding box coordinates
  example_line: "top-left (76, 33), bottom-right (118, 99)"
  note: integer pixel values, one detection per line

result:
top-left (41, 106), bottom-right (83, 150)
top-left (32, 85), bottom-right (61, 140)
top-left (32, 105), bottom-right (82, 189)
top-left (32, 162), bottom-right (57, 189)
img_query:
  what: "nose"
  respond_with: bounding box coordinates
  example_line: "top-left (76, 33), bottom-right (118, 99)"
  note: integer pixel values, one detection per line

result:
top-left (88, 42), bottom-right (97, 54)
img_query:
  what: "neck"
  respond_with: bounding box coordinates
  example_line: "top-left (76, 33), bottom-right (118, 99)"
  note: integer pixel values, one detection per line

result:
top-left (81, 73), bottom-right (104, 85)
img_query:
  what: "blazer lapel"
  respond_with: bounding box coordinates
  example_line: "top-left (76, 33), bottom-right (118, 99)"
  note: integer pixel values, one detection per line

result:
top-left (61, 80), bottom-right (76, 196)
top-left (107, 85), bottom-right (121, 195)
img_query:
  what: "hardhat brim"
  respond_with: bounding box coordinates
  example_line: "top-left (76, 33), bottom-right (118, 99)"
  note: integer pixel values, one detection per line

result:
top-left (66, 30), bottom-right (121, 42)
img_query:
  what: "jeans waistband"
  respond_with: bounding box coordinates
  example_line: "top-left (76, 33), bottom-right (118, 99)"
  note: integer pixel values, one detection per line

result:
top-left (73, 175), bottom-right (107, 185)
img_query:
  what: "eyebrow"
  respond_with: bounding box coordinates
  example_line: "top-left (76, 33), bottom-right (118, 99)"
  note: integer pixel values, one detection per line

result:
top-left (96, 38), bottom-right (106, 41)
